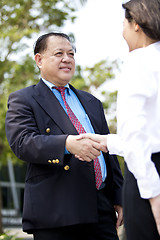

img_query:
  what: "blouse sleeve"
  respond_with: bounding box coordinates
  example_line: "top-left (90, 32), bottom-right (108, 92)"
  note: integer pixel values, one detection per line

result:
top-left (108, 51), bottom-right (160, 199)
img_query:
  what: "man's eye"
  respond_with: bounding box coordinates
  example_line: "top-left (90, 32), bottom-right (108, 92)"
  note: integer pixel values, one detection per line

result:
top-left (69, 52), bottom-right (74, 57)
top-left (55, 52), bottom-right (63, 56)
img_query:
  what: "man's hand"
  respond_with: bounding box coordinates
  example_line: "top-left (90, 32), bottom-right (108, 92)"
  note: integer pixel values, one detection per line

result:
top-left (77, 133), bottom-right (108, 150)
top-left (114, 205), bottom-right (123, 229)
top-left (74, 133), bottom-right (108, 161)
top-left (66, 135), bottom-right (107, 162)
top-left (149, 194), bottom-right (160, 235)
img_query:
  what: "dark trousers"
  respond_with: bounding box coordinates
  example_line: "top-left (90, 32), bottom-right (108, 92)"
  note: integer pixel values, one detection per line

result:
top-left (123, 152), bottom-right (160, 240)
top-left (33, 188), bottom-right (119, 240)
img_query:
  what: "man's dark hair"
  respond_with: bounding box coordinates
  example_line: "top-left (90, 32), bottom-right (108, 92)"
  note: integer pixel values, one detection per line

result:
top-left (34, 32), bottom-right (75, 55)
top-left (122, 0), bottom-right (160, 41)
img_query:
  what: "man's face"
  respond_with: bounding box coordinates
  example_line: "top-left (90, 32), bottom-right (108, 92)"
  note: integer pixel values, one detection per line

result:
top-left (35, 36), bottom-right (75, 86)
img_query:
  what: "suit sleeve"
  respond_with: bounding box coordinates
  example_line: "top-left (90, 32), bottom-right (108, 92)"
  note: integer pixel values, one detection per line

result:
top-left (5, 90), bottom-right (68, 165)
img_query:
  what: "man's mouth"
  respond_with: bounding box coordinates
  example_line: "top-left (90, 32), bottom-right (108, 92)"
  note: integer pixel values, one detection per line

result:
top-left (60, 66), bottom-right (71, 72)
top-left (60, 67), bottom-right (71, 73)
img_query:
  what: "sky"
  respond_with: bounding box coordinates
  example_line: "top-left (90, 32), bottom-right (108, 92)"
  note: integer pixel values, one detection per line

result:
top-left (62, 0), bottom-right (129, 68)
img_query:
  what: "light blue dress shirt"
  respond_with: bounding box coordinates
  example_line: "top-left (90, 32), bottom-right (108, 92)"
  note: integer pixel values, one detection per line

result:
top-left (42, 78), bottom-right (107, 181)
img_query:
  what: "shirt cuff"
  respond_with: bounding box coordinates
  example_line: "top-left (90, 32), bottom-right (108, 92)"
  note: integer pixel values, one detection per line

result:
top-left (64, 147), bottom-right (70, 154)
top-left (137, 168), bottom-right (160, 199)
top-left (107, 134), bottom-right (124, 156)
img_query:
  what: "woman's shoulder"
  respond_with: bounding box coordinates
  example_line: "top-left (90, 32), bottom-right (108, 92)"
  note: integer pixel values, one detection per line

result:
top-left (127, 43), bottom-right (160, 66)
top-left (124, 46), bottom-right (154, 71)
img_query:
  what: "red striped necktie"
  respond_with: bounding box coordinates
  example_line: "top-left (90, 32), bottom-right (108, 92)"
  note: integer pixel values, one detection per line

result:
top-left (54, 86), bottom-right (102, 189)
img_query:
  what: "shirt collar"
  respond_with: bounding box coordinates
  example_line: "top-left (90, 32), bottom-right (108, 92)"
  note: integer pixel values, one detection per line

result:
top-left (41, 78), bottom-right (70, 94)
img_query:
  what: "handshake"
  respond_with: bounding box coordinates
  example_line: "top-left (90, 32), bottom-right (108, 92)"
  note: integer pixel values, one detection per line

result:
top-left (66, 133), bottom-right (108, 162)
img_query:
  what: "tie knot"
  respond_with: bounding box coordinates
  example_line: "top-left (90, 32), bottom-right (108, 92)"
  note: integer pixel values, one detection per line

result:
top-left (53, 86), bottom-right (66, 93)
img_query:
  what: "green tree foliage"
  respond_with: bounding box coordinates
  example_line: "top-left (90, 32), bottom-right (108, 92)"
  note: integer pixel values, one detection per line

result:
top-left (0, 231), bottom-right (23, 240)
top-left (72, 59), bottom-right (118, 90)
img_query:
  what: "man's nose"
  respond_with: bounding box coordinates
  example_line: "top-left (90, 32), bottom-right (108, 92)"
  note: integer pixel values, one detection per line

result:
top-left (61, 53), bottom-right (70, 62)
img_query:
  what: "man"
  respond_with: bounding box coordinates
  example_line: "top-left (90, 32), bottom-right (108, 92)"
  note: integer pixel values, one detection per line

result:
top-left (5, 32), bottom-right (123, 240)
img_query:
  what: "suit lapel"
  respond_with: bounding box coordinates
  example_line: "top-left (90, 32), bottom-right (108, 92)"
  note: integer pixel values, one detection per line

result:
top-left (33, 80), bottom-right (78, 135)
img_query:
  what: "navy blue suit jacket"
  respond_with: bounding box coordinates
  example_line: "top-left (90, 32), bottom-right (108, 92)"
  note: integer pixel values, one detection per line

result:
top-left (5, 79), bottom-right (123, 233)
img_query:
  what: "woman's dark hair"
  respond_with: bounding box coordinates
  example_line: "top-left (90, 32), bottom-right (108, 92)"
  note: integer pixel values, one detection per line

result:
top-left (122, 0), bottom-right (160, 41)
top-left (34, 32), bottom-right (76, 55)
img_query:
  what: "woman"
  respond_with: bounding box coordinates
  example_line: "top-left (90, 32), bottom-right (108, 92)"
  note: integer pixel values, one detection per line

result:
top-left (77, 0), bottom-right (160, 239)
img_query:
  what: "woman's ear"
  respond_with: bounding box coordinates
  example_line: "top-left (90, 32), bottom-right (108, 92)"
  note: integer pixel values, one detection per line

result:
top-left (135, 23), bottom-right (140, 32)
top-left (35, 53), bottom-right (42, 69)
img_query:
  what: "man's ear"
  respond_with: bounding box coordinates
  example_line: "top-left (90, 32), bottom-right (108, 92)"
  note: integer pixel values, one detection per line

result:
top-left (35, 53), bottom-right (42, 68)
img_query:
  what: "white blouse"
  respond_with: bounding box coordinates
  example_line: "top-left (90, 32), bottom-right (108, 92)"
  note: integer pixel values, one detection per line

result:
top-left (107, 42), bottom-right (160, 199)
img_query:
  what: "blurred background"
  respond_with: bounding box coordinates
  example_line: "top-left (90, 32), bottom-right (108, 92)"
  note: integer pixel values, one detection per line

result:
top-left (0, 0), bottom-right (128, 236)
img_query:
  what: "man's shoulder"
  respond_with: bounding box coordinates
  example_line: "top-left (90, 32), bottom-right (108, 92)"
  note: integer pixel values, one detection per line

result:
top-left (9, 83), bottom-right (37, 97)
